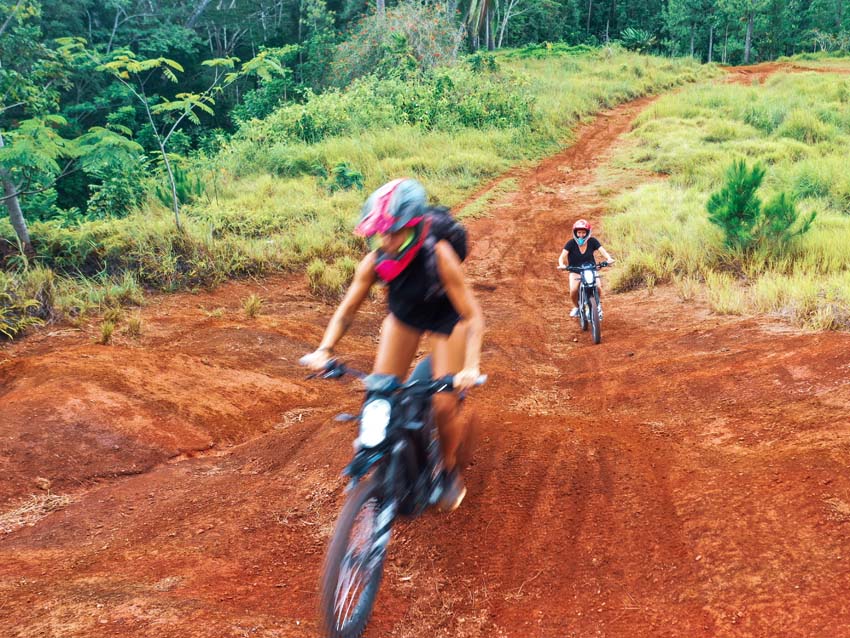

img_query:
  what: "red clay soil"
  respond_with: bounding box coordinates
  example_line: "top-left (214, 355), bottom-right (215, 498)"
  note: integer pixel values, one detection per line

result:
top-left (721, 61), bottom-right (850, 84)
top-left (2, 65), bottom-right (850, 638)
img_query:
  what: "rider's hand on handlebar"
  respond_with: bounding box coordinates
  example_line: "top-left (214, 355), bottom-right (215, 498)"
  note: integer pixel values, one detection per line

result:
top-left (299, 347), bottom-right (333, 371)
top-left (453, 366), bottom-right (481, 391)
top-left (557, 265), bottom-right (568, 270)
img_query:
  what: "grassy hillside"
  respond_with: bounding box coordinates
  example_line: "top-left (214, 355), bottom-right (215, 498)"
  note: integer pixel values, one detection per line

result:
top-left (2, 47), bottom-right (714, 338)
top-left (606, 66), bottom-right (850, 329)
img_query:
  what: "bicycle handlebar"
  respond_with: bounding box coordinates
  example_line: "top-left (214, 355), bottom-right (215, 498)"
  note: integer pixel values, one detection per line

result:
top-left (307, 359), bottom-right (487, 393)
top-left (559, 261), bottom-right (610, 272)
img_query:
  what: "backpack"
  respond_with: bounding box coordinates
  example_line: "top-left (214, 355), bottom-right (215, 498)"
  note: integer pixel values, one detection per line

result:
top-left (423, 206), bottom-right (468, 299)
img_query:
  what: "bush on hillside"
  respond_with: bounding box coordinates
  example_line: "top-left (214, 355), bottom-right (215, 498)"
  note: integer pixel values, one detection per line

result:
top-left (237, 67), bottom-right (532, 152)
top-left (707, 160), bottom-right (816, 255)
top-left (0, 267), bottom-right (54, 338)
top-left (620, 28), bottom-right (657, 54)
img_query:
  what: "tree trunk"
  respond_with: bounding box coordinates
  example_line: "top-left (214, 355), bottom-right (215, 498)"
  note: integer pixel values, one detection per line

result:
top-left (606, 0), bottom-right (615, 41)
top-left (708, 24), bottom-right (714, 62)
top-left (690, 23), bottom-right (695, 57)
top-left (744, 11), bottom-right (754, 63)
top-left (0, 132), bottom-right (31, 251)
top-left (498, 0), bottom-right (515, 48)
top-left (2, 174), bottom-right (30, 251)
top-left (487, 7), bottom-right (495, 50)
top-left (186, 0), bottom-right (215, 28)
top-left (160, 143), bottom-right (182, 231)
top-left (586, 0), bottom-right (593, 35)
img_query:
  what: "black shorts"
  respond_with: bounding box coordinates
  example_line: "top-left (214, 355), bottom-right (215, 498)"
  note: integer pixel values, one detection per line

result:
top-left (392, 310), bottom-right (461, 336)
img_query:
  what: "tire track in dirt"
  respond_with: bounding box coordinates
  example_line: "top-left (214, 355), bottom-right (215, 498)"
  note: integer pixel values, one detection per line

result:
top-left (2, 65), bottom-right (850, 637)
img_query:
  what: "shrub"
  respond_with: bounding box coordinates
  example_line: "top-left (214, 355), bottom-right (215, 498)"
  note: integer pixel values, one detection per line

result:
top-left (620, 28), bottom-right (657, 54)
top-left (243, 293), bottom-right (263, 318)
top-left (234, 67), bottom-right (533, 154)
top-left (155, 165), bottom-right (206, 209)
top-left (307, 256), bottom-right (358, 298)
top-left (87, 171), bottom-right (148, 219)
top-left (706, 160), bottom-right (815, 255)
top-left (126, 313), bottom-right (142, 337)
top-left (776, 109), bottom-right (832, 144)
top-left (97, 320), bottom-right (115, 345)
top-left (326, 162), bottom-right (364, 193)
top-left (86, 155), bottom-right (150, 220)
top-left (706, 160), bottom-right (765, 251)
top-left (0, 272), bottom-right (44, 339)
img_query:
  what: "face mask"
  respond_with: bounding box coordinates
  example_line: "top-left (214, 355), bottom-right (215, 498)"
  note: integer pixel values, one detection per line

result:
top-left (576, 237), bottom-right (587, 246)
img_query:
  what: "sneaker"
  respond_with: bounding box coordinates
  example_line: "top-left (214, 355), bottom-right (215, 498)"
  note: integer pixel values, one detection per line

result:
top-left (569, 307), bottom-right (580, 318)
top-left (598, 304), bottom-right (603, 320)
top-left (437, 468), bottom-right (467, 512)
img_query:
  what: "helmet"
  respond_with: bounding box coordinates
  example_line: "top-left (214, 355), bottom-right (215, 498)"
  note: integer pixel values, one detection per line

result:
top-left (572, 219), bottom-right (592, 239)
top-left (355, 178), bottom-right (426, 237)
top-left (356, 178), bottom-right (431, 283)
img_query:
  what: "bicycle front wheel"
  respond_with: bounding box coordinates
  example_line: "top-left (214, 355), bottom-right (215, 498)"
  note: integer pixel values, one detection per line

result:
top-left (589, 294), bottom-right (601, 344)
top-left (320, 475), bottom-right (391, 638)
top-left (578, 289), bottom-right (589, 331)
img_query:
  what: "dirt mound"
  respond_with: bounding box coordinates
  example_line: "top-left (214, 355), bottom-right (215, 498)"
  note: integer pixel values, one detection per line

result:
top-left (2, 63), bottom-right (850, 637)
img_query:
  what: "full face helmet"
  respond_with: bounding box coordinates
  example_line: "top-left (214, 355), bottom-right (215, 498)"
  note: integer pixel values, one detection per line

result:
top-left (355, 178), bottom-right (431, 282)
top-left (572, 219), bottom-right (592, 245)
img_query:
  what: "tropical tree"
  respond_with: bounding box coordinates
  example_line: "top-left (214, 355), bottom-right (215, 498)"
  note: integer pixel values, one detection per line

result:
top-left (1, 0), bottom-right (139, 251)
top-left (55, 39), bottom-right (288, 230)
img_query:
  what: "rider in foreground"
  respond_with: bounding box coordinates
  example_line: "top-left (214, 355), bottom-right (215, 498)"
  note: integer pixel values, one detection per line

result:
top-left (558, 219), bottom-right (615, 317)
top-left (301, 178), bottom-right (484, 512)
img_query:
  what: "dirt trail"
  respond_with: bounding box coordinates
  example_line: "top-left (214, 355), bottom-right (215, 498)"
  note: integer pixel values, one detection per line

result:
top-left (2, 65), bottom-right (850, 638)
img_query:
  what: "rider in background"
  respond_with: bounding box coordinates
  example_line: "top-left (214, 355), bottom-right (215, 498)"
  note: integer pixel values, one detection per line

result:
top-left (558, 219), bottom-right (615, 318)
top-left (301, 178), bottom-right (484, 512)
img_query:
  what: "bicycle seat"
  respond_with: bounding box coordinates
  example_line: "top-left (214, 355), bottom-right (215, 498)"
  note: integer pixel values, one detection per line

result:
top-left (405, 356), bottom-right (433, 385)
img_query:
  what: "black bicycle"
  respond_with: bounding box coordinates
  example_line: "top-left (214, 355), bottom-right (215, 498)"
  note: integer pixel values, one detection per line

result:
top-left (309, 357), bottom-right (485, 638)
top-left (560, 261), bottom-right (609, 345)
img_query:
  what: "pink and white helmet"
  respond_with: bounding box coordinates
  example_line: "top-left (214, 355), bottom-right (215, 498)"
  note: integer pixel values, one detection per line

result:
top-left (355, 178), bottom-right (426, 237)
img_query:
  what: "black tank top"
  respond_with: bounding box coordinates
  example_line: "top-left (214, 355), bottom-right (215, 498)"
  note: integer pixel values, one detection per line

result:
top-left (386, 246), bottom-right (460, 335)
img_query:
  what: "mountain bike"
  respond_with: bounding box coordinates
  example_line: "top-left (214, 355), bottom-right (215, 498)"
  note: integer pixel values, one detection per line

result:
top-left (559, 261), bottom-right (609, 345)
top-left (308, 358), bottom-right (486, 638)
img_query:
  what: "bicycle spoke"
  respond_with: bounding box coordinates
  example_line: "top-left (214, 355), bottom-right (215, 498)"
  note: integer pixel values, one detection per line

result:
top-left (332, 497), bottom-right (378, 629)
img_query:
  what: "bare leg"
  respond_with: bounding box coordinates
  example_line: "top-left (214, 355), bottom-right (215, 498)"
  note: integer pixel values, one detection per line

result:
top-left (569, 274), bottom-right (580, 308)
top-left (430, 321), bottom-right (468, 470)
top-left (373, 314), bottom-right (421, 378)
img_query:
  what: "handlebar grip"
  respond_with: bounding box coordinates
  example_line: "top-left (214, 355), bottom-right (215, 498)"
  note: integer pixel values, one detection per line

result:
top-left (475, 374), bottom-right (488, 386)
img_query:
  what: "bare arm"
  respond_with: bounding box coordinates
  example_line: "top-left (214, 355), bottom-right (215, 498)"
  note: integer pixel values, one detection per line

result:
top-left (434, 241), bottom-right (484, 381)
top-left (558, 248), bottom-right (569, 268)
top-left (598, 245), bottom-right (614, 263)
top-left (318, 252), bottom-right (377, 351)
top-left (301, 252), bottom-right (377, 368)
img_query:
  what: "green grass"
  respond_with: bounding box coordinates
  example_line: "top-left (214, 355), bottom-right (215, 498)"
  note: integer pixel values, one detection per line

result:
top-left (607, 70), bottom-right (850, 330)
top-left (242, 293), bottom-right (264, 318)
top-left (2, 47), bottom-right (717, 334)
top-left (457, 177), bottom-right (521, 220)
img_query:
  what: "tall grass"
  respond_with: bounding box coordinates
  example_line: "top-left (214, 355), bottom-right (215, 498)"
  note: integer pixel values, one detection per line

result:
top-left (608, 71), bottom-right (850, 330)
